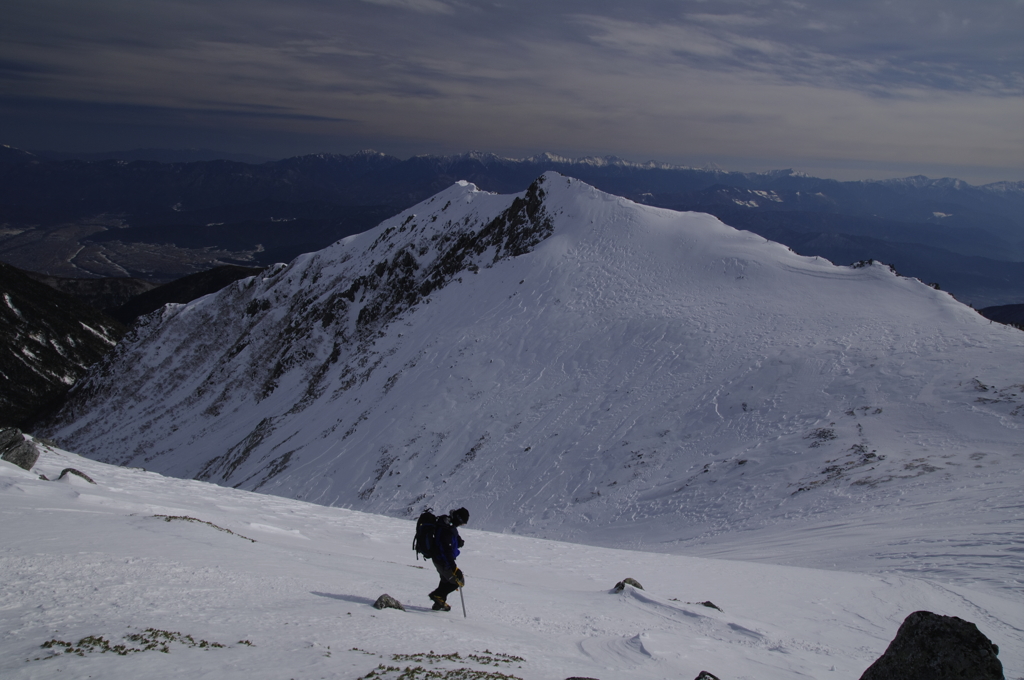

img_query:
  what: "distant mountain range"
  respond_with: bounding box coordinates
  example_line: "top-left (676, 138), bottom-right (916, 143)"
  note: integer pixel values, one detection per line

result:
top-left (2, 144), bottom-right (1022, 307)
top-left (28, 147), bottom-right (274, 164)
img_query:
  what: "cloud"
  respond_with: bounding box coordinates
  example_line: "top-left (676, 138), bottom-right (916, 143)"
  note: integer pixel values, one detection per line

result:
top-left (0, 0), bottom-right (1020, 182)
top-left (357, 0), bottom-right (456, 13)
top-left (571, 5), bottom-right (1022, 97)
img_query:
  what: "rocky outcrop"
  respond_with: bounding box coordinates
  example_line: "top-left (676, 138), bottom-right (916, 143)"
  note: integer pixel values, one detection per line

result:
top-left (0, 427), bottom-right (22, 452)
top-left (0, 427), bottom-right (39, 470)
top-left (57, 468), bottom-right (96, 484)
top-left (372, 594), bottom-right (404, 611)
top-left (859, 610), bottom-right (1003, 680)
top-left (612, 578), bottom-right (643, 592)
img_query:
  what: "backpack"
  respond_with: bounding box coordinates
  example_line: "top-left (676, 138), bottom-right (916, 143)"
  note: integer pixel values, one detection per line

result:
top-left (412, 508), bottom-right (438, 560)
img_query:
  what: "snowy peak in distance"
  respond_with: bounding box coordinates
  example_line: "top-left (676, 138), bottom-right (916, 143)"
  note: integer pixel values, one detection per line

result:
top-left (414, 150), bottom-right (695, 172)
top-left (384, 150), bottom-right (1017, 190)
top-left (870, 174), bottom-right (1023, 193)
top-left (41, 172), bottom-right (1023, 557)
top-left (523, 152), bottom-right (688, 170)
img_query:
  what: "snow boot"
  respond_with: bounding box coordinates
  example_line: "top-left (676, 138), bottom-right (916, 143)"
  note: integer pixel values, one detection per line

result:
top-left (430, 594), bottom-right (451, 611)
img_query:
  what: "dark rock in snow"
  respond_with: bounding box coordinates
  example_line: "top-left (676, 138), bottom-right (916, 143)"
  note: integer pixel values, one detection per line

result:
top-left (0, 427), bottom-right (39, 470)
top-left (612, 578), bottom-right (643, 592)
top-left (372, 594), bottom-right (404, 611)
top-left (2, 440), bottom-right (39, 471)
top-left (57, 468), bottom-right (96, 484)
top-left (700, 601), bottom-right (723, 612)
top-left (859, 610), bottom-right (1003, 680)
top-left (694, 672), bottom-right (721, 680)
top-left (0, 427), bottom-right (23, 452)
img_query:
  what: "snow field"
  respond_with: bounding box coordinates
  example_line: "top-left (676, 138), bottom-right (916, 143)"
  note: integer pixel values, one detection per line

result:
top-left (2, 444), bottom-right (1020, 680)
top-left (26, 173), bottom-right (1024, 679)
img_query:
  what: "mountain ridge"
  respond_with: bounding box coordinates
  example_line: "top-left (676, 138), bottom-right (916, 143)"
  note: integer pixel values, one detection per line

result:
top-left (15, 144), bottom-right (1022, 192)
top-left (39, 173), bottom-right (1023, 550)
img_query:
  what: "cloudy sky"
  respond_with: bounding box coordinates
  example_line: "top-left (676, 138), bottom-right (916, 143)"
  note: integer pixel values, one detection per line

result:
top-left (2, 0), bottom-right (1022, 183)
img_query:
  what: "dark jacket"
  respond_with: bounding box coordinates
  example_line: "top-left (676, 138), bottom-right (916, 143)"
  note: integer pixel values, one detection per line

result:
top-left (434, 516), bottom-right (464, 569)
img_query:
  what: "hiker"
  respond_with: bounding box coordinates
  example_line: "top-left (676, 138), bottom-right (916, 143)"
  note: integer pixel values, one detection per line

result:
top-left (428, 507), bottom-right (469, 611)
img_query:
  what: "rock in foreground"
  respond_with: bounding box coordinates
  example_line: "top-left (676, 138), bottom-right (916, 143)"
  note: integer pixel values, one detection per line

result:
top-left (860, 610), bottom-right (1003, 680)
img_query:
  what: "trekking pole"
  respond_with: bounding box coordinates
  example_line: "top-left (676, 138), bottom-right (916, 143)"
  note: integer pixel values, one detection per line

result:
top-left (459, 587), bottom-right (466, 618)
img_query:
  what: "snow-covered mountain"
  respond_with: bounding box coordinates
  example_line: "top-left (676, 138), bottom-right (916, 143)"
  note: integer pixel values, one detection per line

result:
top-left (40, 173), bottom-right (1022, 574)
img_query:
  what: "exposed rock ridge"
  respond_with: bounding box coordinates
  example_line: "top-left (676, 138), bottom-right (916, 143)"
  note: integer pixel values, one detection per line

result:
top-left (42, 175), bottom-right (557, 489)
top-left (342, 174), bottom-right (554, 337)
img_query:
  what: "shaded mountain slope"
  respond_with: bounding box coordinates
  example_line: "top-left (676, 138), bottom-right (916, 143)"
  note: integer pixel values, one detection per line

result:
top-left (979, 303), bottom-right (1024, 329)
top-left (39, 174), bottom-right (1023, 548)
top-left (107, 265), bottom-right (264, 325)
top-left (0, 262), bottom-right (125, 427)
top-left (21, 271), bottom-right (156, 311)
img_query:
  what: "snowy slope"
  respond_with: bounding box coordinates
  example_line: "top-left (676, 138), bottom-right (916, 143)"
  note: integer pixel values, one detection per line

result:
top-left (1, 444), bottom-right (1019, 680)
top-left (39, 173), bottom-right (1023, 588)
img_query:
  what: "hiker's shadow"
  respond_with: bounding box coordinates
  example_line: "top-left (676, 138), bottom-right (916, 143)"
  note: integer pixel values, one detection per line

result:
top-left (311, 591), bottom-right (432, 612)
top-left (312, 592), bottom-right (375, 606)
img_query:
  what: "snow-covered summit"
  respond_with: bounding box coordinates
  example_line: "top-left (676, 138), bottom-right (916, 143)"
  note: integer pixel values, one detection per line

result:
top-left (40, 173), bottom-right (1022, 583)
